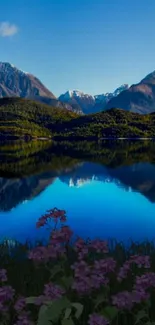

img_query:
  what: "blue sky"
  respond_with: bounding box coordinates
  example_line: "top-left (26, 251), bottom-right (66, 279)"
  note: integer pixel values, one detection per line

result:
top-left (0, 0), bottom-right (155, 97)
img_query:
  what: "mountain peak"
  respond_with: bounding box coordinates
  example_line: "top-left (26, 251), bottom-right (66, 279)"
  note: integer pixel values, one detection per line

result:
top-left (63, 89), bottom-right (93, 99)
top-left (0, 62), bottom-right (29, 75)
top-left (104, 70), bottom-right (155, 114)
top-left (0, 61), bottom-right (56, 100)
top-left (58, 84), bottom-right (130, 114)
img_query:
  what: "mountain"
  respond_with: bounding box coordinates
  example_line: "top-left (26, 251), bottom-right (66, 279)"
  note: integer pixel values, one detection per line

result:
top-left (59, 90), bottom-right (95, 114)
top-left (0, 62), bottom-right (75, 112)
top-left (1, 140), bottom-right (155, 210)
top-left (105, 71), bottom-right (155, 114)
top-left (58, 85), bottom-right (129, 114)
top-left (0, 97), bottom-right (155, 139)
top-left (0, 62), bottom-right (55, 99)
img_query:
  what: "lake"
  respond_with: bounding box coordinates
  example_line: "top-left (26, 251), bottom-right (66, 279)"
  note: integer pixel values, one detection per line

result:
top-left (0, 140), bottom-right (155, 244)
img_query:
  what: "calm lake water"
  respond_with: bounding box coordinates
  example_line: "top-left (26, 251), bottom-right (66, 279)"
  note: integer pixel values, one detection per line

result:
top-left (0, 140), bottom-right (155, 244)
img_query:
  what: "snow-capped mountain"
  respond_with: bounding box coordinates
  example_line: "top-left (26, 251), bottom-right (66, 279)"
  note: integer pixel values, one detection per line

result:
top-left (59, 89), bottom-right (95, 114)
top-left (0, 62), bottom-right (129, 114)
top-left (0, 62), bottom-right (75, 112)
top-left (0, 62), bottom-right (56, 99)
top-left (58, 84), bottom-right (129, 114)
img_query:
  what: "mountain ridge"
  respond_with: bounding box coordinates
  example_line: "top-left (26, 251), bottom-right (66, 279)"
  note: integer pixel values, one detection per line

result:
top-left (0, 62), bottom-right (77, 113)
top-left (2, 62), bottom-right (155, 115)
top-left (105, 71), bottom-right (155, 114)
top-left (58, 84), bottom-right (129, 114)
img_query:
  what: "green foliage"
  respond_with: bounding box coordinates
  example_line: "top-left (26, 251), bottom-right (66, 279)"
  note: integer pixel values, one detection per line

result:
top-left (0, 98), bottom-right (155, 139)
top-left (134, 310), bottom-right (149, 324)
top-left (37, 297), bottom-right (71, 324)
top-left (100, 306), bottom-right (118, 321)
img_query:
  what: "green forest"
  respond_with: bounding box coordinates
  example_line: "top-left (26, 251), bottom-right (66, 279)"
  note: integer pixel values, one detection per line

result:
top-left (0, 97), bottom-right (155, 139)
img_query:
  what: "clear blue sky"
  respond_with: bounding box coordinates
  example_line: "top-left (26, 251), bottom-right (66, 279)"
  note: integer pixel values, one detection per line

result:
top-left (0, 0), bottom-right (155, 97)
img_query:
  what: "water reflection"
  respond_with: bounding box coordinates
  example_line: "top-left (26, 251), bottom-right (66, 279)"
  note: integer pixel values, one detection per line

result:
top-left (0, 140), bottom-right (155, 243)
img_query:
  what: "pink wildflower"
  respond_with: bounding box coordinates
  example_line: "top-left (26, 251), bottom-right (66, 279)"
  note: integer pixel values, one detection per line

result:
top-left (14, 296), bottom-right (26, 313)
top-left (14, 311), bottom-right (33, 325)
top-left (43, 282), bottom-right (65, 300)
top-left (71, 260), bottom-right (90, 277)
top-left (0, 285), bottom-right (15, 302)
top-left (89, 239), bottom-right (109, 253)
top-left (112, 291), bottom-right (133, 310)
top-left (94, 257), bottom-right (116, 274)
top-left (88, 313), bottom-right (109, 325)
top-left (134, 272), bottom-right (155, 291)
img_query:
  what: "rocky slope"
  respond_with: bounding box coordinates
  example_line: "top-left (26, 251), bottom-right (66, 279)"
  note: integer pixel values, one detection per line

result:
top-left (0, 62), bottom-right (75, 112)
top-left (58, 85), bottom-right (129, 114)
top-left (105, 71), bottom-right (155, 114)
top-left (0, 62), bottom-right (55, 99)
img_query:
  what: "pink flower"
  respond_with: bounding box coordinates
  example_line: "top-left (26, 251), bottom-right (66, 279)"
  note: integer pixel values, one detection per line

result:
top-left (130, 255), bottom-right (150, 268)
top-left (28, 246), bottom-right (49, 262)
top-left (14, 296), bottom-right (26, 312)
top-left (89, 239), bottom-right (109, 253)
top-left (14, 311), bottom-right (33, 325)
top-left (112, 291), bottom-right (133, 310)
top-left (117, 261), bottom-right (131, 281)
top-left (117, 255), bottom-right (151, 282)
top-left (36, 208), bottom-right (67, 228)
top-left (132, 289), bottom-right (150, 303)
top-left (50, 226), bottom-right (73, 244)
top-left (88, 313), bottom-right (109, 325)
top-left (74, 238), bottom-right (86, 251)
top-left (77, 247), bottom-right (89, 260)
top-left (71, 260), bottom-right (91, 278)
top-left (0, 285), bottom-right (15, 302)
top-left (90, 274), bottom-right (109, 289)
top-left (134, 272), bottom-right (155, 290)
top-left (72, 276), bottom-right (92, 295)
top-left (43, 282), bottom-right (65, 300)
top-left (94, 257), bottom-right (116, 274)
top-left (36, 215), bottom-right (47, 228)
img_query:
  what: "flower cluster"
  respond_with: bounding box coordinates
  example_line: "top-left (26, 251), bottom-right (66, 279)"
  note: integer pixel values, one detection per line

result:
top-left (134, 272), bottom-right (155, 291)
top-left (0, 285), bottom-right (15, 301)
top-left (74, 237), bottom-right (89, 260)
top-left (88, 313), bottom-right (109, 325)
top-left (34, 282), bottom-right (65, 306)
top-left (43, 282), bottom-right (65, 300)
top-left (130, 255), bottom-right (150, 268)
top-left (50, 226), bottom-right (73, 244)
top-left (94, 258), bottom-right (116, 274)
top-left (14, 311), bottom-right (34, 325)
top-left (89, 239), bottom-right (109, 254)
top-left (112, 288), bottom-right (150, 310)
top-left (28, 242), bottom-right (66, 262)
top-left (0, 282), bottom-right (15, 316)
top-left (36, 208), bottom-right (67, 228)
top-left (2, 208), bottom-right (155, 325)
top-left (117, 255), bottom-right (151, 281)
top-left (14, 296), bottom-right (26, 313)
top-left (71, 257), bottom-right (114, 295)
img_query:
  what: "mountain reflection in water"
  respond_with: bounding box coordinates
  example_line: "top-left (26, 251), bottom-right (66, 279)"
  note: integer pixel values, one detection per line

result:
top-left (0, 140), bottom-right (155, 243)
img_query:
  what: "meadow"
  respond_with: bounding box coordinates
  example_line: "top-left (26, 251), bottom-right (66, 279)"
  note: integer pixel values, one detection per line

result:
top-left (1, 208), bottom-right (155, 324)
